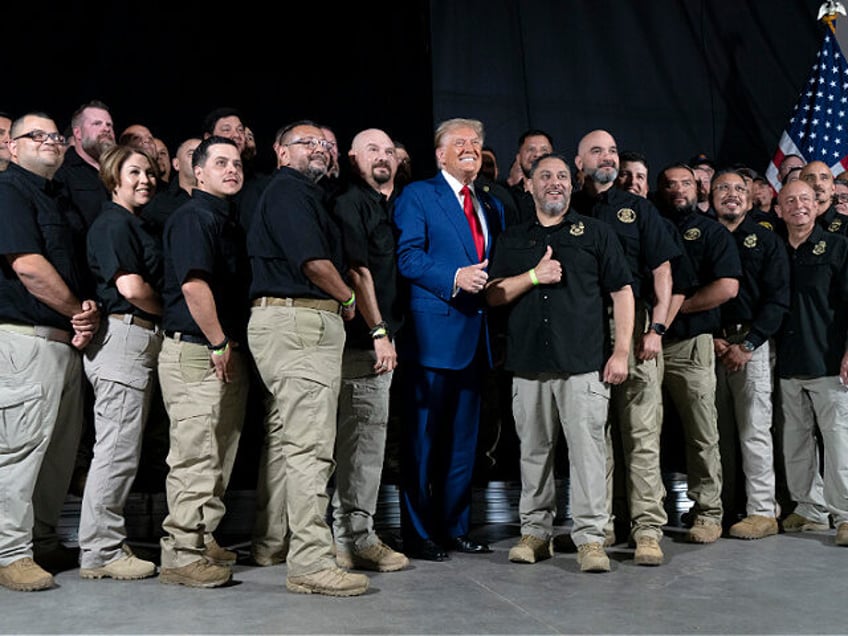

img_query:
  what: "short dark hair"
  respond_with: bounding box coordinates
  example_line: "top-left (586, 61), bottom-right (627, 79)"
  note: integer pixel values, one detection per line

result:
top-left (657, 163), bottom-right (696, 188)
top-left (275, 119), bottom-right (321, 145)
top-left (191, 135), bottom-right (238, 169)
top-left (517, 129), bottom-right (554, 150)
top-left (619, 150), bottom-right (649, 171)
top-left (202, 107), bottom-right (244, 136)
top-left (527, 152), bottom-right (571, 178)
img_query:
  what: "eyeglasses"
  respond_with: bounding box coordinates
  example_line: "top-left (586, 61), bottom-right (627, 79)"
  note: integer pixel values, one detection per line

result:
top-left (713, 183), bottom-right (747, 194)
top-left (836, 193), bottom-right (848, 203)
top-left (285, 138), bottom-right (334, 151)
top-left (13, 130), bottom-right (68, 145)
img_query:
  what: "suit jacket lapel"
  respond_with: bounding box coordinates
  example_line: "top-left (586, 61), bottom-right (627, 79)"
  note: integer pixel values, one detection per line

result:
top-left (435, 174), bottom-right (480, 262)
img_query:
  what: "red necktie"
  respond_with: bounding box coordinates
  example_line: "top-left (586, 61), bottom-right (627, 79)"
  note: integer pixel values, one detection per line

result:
top-left (461, 185), bottom-right (484, 260)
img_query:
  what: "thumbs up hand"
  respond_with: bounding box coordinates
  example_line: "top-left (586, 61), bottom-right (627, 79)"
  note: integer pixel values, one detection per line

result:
top-left (532, 246), bottom-right (562, 285)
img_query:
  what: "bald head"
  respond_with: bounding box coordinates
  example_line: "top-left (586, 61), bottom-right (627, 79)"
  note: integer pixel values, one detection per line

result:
top-left (349, 127), bottom-right (397, 192)
top-left (575, 129), bottom-right (619, 188)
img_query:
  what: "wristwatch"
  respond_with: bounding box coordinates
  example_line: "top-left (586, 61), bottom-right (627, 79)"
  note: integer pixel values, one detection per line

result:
top-left (740, 340), bottom-right (756, 353)
top-left (649, 323), bottom-right (667, 336)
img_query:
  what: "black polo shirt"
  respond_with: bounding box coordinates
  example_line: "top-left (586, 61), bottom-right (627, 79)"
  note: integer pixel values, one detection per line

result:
top-left (488, 211), bottom-right (632, 375)
top-left (665, 210), bottom-right (742, 340)
top-left (0, 163), bottom-right (90, 329)
top-left (54, 146), bottom-right (109, 228)
top-left (777, 225), bottom-right (848, 379)
top-left (333, 178), bottom-right (403, 348)
top-left (717, 215), bottom-right (789, 349)
top-left (571, 187), bottom-right (680, 302)
top-left (750, 208), bottom-right (787, 241)
top-left (248, 166), bottom-right (346, 300)
top-left (817, 204), bottom-right (848, 237)
top-left (87, 201), bottom-right (163, 320)
top-left (161, 189), bottom-right (250, 342)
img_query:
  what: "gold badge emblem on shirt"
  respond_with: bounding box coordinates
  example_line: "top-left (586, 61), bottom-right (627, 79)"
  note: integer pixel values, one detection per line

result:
top-left (828, 219), bottom-right (842, 233)
top-left (570, 221), bottom-right (585, 236)
top-left (743, 234), bottom-right (757, 248)
top-left (684, 228), bottom-right (701, 241)
top-left (758, 221), bottom-right (774, 231)
top-left (813, 240), bottom-right (827, 255)
top-left (617, 208), bottom-right (636, 223)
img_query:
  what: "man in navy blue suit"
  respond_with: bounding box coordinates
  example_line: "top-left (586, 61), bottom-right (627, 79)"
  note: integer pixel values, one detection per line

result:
top-left (393, 117), bottom-right (505, 561)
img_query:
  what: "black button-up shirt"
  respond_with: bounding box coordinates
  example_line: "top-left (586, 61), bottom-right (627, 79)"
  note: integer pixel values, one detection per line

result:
top-left (488, 211), bottom-right (632, 374)
top-left (87, 201), bottom-right (163, 319)
top-left (333, 177), bottom-right (403, 348)
top-left (665, 210), bottom-right (742, 340)
top-left (0, 163), bottom-right (90, 329)
top-left (572, 187), bottom-right (679, 302)
top-left (777, 225), bottom-right (848, 378)
top-left (719, 215), bottom-right (790, 349)
top-left (248, 166), bottom-right (346, 300)
top-left (161, 189), bottom-right (249, 342)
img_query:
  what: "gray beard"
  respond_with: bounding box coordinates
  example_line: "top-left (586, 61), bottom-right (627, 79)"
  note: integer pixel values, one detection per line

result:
top-left (588, 166), bottom-right (618, 185)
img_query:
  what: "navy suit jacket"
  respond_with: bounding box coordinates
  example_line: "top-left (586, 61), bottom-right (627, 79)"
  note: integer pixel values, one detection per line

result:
top-left (393, 172), bottom-right (505, 370)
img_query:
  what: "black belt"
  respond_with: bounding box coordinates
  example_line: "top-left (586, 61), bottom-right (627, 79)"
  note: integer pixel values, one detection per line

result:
top-left (720, 323), bottom-right (751, 338)
top-left (164, 331), bottom-right (208, 346)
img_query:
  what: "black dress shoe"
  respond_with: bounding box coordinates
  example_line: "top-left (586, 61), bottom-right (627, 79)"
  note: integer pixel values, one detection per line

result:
top-left (447, 535), bottom-right (492, 554)
top-left (406, 539), bottom-right (450, 562)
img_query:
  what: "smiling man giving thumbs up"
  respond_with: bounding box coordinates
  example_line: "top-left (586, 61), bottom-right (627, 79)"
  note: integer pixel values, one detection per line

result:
top-left (486, 152), bottom-right (634, 572)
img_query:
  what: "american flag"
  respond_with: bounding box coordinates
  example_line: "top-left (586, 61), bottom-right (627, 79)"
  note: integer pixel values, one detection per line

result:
top-left (765, 28), bottom-right (848, 191)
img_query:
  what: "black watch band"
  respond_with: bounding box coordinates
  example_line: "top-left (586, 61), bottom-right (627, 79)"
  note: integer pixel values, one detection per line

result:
top-left (649, 322), bottom-right (667, 336)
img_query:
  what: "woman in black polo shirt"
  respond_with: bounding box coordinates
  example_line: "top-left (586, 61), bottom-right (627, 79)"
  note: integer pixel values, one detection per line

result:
top-left (77, 145), bottom-right (164, 581)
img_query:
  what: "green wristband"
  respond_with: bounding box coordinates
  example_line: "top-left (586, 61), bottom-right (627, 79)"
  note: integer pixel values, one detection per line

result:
top-left (528, 268), bottom-right (539, 286)
top-left (342, 290), bottom-right (356, 307)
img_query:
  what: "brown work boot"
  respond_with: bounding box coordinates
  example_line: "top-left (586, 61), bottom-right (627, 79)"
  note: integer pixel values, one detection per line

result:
top-left (80, 546), bottom-right (156, 580)
top-left (729, 515), bottom-right (778, 540)
top-left (836, 522), bottom-right (848, 546)
top-left (687, 517), bottom-right (722, 544)
top-left (159, 559), bottom-right (232, 588)
top-left (633, 536), bottom-right (664, 566)
top-left (553, 529), bottom-right (614, 552)
top-left (508, 535), bottom-right (553, 564)
top-left (577, 543), bottom-right (610, 573)
top-left (286, 567), bottom-right (369, 597)
top-left (336, 541), bottom-right (409, 572)
top-left (204, 537), bottom-right (237, 565)
top-left (782, 512), bottom-right (829, 533)
top-left (0, 558), bottom-right (54, 591)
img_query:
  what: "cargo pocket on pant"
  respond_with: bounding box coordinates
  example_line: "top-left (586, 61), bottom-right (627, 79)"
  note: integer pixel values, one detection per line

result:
top-left (0, 381), bottom-right (45, 454)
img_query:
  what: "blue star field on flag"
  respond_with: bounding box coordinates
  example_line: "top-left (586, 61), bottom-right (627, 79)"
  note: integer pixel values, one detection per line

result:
top-left (766, 30), bottom-right (848, 190)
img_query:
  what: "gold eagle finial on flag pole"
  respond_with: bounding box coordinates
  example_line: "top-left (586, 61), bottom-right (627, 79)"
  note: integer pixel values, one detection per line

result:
top-left (818, 0), bottom-right (846, 33)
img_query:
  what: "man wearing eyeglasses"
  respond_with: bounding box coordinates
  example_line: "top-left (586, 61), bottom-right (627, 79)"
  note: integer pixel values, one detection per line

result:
top-left (711, 170), bottom-right (789, 540)
top-left (246, 120), bottom-right (369, 597)
top-left (0, 112), bottom-right (101, 591)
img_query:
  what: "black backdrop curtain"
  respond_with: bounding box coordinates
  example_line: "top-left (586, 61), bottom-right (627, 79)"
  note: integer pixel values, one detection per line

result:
top-left (430, 0), bottom-right (829, 182)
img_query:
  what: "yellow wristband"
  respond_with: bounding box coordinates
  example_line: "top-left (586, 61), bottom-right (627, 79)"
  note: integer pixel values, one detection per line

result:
top-left (528, 268), bottom-right (539, 286)
top-left (342, 290), bottom-right (356, 307)
top-left (212, 342), bottom-right (229, 356)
